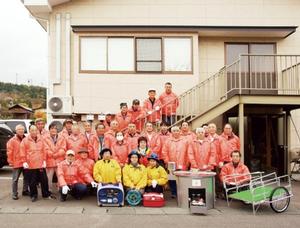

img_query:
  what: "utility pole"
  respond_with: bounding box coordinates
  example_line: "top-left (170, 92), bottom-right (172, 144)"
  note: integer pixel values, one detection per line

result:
top-left (15, 73), bottom-right (18, 85)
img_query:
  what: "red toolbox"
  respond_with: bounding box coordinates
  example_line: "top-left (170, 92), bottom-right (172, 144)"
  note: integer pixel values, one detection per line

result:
top-left (143, 192), bottom-right (165, 207)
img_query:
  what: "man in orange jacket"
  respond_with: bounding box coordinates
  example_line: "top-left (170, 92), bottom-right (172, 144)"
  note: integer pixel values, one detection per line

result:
top-left (44, 122), bottom-right (67, 193)
top-left (143, 88), bottom-right (162, 124)
top-left (82, 121), bottom-right (95, 143)
top-left (35, 118), bottom-right (49, 137)
top-left (154, 121), bottom-right (171, 159)
top-left (6, 124), bottom-right (29, 200)
top-left (88, 123), bottom-right (106, 161)
top-left (103, 120), bottom-right (119, 149)
top-left (162, 126), bottom-right (189, 171)
top-left (125, 123), bottom-right (140, 151)
top-left (188, 127), bottom-right (214, 171)
top-left (57, 150), bottom-right (97, 201)
top-left (74, 148), bottom-right (95, 181)
top-left (141, 122), bottom-right (159, 151)
top-left (180, 122), bottom-right (196, 142)
top-left (20, 125), bottom-right (52, 202)
top-left (220, 124), bottom-right (241, 167)
top-left (115, 103), bottom-right (132, 132)
top-left (66, 124), bottom-right (88, 159)
top-left (219, 150), bottom-right (250, 187)
top-left (159, 82), bottom-right (179, 126)
top-left (207, 123), bottom-right (220, 168)
top-left (59, 119), bottom-right (73, 139)
top-left (128, 99), bottom-right (145, 133)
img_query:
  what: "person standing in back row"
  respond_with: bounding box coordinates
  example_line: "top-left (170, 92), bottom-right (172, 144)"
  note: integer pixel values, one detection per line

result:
top-left (159, 82), bottom-right (179, 126)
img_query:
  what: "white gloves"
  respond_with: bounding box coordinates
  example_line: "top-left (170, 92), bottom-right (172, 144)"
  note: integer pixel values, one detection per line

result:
top-left (155, 106), bottom-right (160, 111)
top-left (151, 179), bottom-right (158, 188)
top-left (91, 181), bottom-right (98, 188)
top-left (62, 185), bottom-right (70, 195)
top-left (228, 182), bottom-right (237, 186)
top-left (42, 161), bottom-right (46, 168)
top-left (23, 162), bottom-right (29, 169)
top-left (219, 162), bottom-right (224, 168)
top-left (147, 111), bottom-right (153, 115)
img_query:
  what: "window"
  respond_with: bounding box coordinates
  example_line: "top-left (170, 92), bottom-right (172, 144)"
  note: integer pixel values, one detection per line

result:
top-left (79, 36), bottom-right (193, 74)
top-left (164, 38), bottom-right (192, 72)
top-left (80, 37), bottom-right (107, 71)
top-left (108, 38), bottom-right (134, 71)
top-left (136, 38), bottom-right (162, 72)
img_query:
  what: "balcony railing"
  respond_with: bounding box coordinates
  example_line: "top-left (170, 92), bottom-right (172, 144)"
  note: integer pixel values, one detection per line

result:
top-left (136, 55), bottom-right (300, 129)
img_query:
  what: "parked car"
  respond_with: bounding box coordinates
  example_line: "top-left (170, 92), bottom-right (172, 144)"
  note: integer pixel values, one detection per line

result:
top-left (0, 123), bottom-right (14, 168)
top-left (0, 119), bottom-right (33, 135)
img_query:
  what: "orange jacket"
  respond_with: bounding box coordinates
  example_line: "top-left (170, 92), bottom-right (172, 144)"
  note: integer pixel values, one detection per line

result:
top-left (66, 134), bottom-right (88, 159)
top-left (82, 131), bottom-right (96, 143)
top-left (57, 160), bottom-right (93, 187)
top-left (141, 132), bottom-right (159, 152)
top-left (188, 139), bottom-right (213, 170)
top-left (6, 135), bottom-right (25, 168)
top-left (115, 112), bottom-right (132, 132)
top-left (125, 132), bottom-right (140, 151)
top-left (43, 134), bottom-right (67, 167)
top-left (143, 98), bottom-right (162, 123)
top-left (162, 136), bottom-right (189, 170)
top-left (128, 107), bottom-right (146, 133)
top-left (207, 133), bottom-right (221, 166)
top-left (59, 128), bottom-right (71, 139)
top-left (20, 135), bottom-right (46, 169)
top-left (220, 133), bottom-right (240, 163)
top-left (111, 141), bottom-right (131, 167)
top-left (154, 131), bottom-right (171, 158)
top-left (74, 158), bottom-right (95, 184)
top-left (180, 130), bottom-right (196, 142)
top-left (38, 129), bottom-right (49, 137)
top-left (219, 162), bottom-right (250, 184)
top-left (88, 134), bottom-right (104, 161)
top-left (159, 92), bottom-right (179, 116)
top-left (103, 130), bottom-right (116, 149)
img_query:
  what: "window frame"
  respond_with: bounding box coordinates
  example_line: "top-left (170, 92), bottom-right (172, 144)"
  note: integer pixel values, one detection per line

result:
top-left (79, 35), bottom-right (193, 74)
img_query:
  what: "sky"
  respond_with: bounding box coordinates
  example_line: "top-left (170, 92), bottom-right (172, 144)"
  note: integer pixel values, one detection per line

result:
top-left (0, 0), bottom-right (47, 87)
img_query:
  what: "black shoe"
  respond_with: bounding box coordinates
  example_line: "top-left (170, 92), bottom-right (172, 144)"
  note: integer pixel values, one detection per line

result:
top-left (12, 195), bottom-right (19, 200)
top-left (22, 191), bottom-right (30, 196)
top-left (31, 197), bottom-right (37, 202)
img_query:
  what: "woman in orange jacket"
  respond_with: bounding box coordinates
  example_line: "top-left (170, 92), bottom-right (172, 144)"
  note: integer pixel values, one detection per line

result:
top-left (111, 131), bottom-right (131, 167)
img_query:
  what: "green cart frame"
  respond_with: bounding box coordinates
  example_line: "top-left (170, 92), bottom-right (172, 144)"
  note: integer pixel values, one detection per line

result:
top-left (223, 172), bottom-right (293, 215)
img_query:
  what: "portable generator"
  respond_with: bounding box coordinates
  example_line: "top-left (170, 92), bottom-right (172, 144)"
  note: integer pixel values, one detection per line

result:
top-left (97, 183), bottom-right (124, 207)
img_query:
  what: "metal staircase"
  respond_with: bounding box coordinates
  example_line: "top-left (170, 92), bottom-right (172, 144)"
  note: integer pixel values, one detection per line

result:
top-left (157, 54), bottom-right (300, 128)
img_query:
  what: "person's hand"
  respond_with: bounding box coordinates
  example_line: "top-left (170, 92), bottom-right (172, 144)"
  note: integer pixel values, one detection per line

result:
top-left (155, 106), bottom-right (160, 111)
top-left (147, 111), bottom-right (153, 115)
top-left (151, 179), bottom-right (158, 188)
top-left (228, 182), bottom-right (236, 186)
top-left (219, 162), bottom-right (224, 168)
top-left (202, 165), bottom-right (208, 170)
top-left (91, 181), bottom-right (98, 188)
top-left (42, 161), bottom-right (47, 168)
top-left (62, 185), bottom-right (70, 194)
top-left (23, 162), bottom-right (29, 169)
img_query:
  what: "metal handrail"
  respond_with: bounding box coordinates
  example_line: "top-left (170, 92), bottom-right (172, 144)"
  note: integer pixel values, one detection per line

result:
top-left (133, 55), bottom-right (300, 130)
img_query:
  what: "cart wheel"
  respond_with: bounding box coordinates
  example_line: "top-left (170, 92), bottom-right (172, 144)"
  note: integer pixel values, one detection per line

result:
top-left (270, 187), bottom-right (290, 213)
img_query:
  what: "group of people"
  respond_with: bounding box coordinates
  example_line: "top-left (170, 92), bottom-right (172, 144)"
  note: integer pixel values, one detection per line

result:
top-left (6, 81), bottom-right (250, 203)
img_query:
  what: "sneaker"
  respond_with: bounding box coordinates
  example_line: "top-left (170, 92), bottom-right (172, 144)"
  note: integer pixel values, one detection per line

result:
top-left (31, 197), bottom-right (37, 202)
top-left (12, 195), bottom-right (19, 200)
top-left (22, 191), bottom-right (30, 196)
top-left (43, 195), bottom-right (56, 200)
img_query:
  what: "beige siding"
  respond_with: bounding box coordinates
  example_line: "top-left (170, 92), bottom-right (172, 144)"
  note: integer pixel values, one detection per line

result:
top-left (46, 0), bottom-right (300, 146)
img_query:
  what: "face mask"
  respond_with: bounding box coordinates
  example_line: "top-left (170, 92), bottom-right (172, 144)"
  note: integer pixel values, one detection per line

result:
top-left (116, 135), bottom-right (124, 141)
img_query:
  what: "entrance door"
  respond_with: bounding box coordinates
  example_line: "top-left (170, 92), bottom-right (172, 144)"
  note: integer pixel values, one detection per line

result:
top-left (225, 43), bottom-right (276, 96)
top-left (246, 115), bottom-right (285, 175)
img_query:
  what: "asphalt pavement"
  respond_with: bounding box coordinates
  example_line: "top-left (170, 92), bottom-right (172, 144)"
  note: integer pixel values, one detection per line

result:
top-left (1, 166), bottom-right (300, 228)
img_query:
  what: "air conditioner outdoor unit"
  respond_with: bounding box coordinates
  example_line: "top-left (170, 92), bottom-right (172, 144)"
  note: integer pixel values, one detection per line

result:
top-left (48, 96), bottom-right (72, 115)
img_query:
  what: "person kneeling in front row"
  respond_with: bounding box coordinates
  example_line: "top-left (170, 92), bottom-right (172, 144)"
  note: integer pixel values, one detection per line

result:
top-left (57, 150), bottom-right (97, 202)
